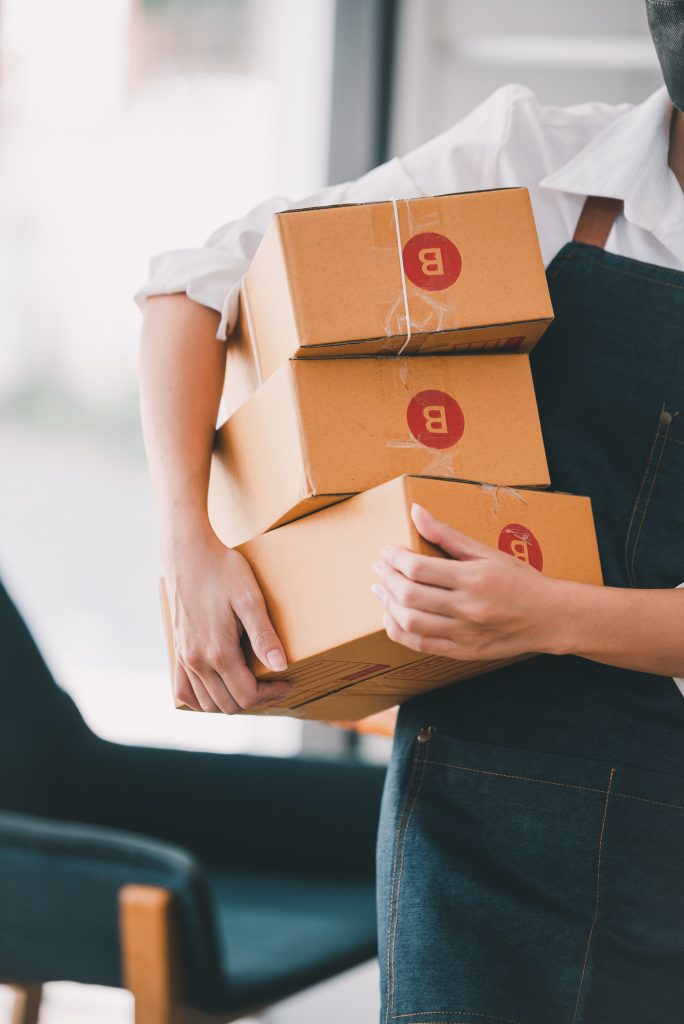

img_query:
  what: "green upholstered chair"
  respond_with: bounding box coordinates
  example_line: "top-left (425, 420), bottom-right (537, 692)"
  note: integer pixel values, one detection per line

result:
top-left (0, 577), bottom-right (386, 1023)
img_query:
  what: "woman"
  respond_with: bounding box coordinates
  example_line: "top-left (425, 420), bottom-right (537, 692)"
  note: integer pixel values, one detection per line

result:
top-left (136, 4), bottom-right (684, 1020)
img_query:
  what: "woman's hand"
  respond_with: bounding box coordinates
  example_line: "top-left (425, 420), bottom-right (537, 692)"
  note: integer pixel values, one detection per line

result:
top-left (163, 524), bottom-right (292, 714)
top-left (371, 503), bottom-right (565, 661)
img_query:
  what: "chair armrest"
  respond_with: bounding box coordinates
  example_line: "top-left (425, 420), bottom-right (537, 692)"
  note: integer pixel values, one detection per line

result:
top-left (0, 808), bottom-right (224, 1008)
top-left (83, 740), bottom-right (387, 878)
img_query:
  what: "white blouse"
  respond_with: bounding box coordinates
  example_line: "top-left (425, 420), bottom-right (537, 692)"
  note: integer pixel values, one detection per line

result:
top-left (134, 82), bottom-right (684, 695)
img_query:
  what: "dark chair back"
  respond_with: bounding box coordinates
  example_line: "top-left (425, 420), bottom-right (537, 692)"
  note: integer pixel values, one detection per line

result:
top-left (0, 576), bottom-right (96, 820)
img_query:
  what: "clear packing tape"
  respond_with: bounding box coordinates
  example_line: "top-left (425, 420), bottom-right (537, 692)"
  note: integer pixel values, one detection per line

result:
top-left (237, 194), bottom-right (529, 503)
top-left (383, 198), bottom-right (526, 503)
top-left (479, 483), bottom-right (528, 515)
top-left (380, 195), bottom-right (453, 356)
top-left (385, 195), bottom-right (462, 479)
top-left (390, 197), bottom-right (413, 356)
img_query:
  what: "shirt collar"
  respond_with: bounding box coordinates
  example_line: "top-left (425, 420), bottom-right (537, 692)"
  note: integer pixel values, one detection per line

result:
top-left (540, 86), bottom-right (680, 235)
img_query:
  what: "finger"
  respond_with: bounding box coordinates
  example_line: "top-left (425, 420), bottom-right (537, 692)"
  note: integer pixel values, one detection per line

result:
top-left (210, 634), bottom-right (293, 709)
top-left (409, 503), bottom-right (492, 560)
top-left (235, 590), bottom-right (288, 673)
top-left (372, 585), bottom-right (455, 638)
top-left (382, 609), bottom-right (456, 658)
top-left (184, 664), bottom-right (223, 713)
top-left (199, 666), bottom-right (243, 715)
top-left (217, 656), bottom-right (294, 710)
top-left (377, 546), bottom-right (458, 588)
top-left (371, 561), bottom-right (455, 615)
top-left (174, 662), bottom-right (204, 712)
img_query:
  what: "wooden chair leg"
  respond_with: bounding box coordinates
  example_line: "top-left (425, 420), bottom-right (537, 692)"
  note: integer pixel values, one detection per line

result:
top-left (119, 884), bottom-right (262, 1024)
top-left (119, 885), bottom-right (182, 1024)
top-left (8, 983), bottom-right (43, 1024)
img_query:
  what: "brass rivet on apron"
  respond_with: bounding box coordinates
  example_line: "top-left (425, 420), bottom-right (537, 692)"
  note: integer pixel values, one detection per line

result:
top-left (416, 725), bottom-right (434, 743)
top-left (659, 410), bottom-right (673, 426)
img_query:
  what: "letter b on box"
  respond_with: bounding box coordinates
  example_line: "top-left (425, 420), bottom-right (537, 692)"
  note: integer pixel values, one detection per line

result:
top-left (402, 232), bottom-right (462, 291)
top-left (498, 524), bottom-right (544, 571)
top-left (406, 389), bottom-right (465, 449)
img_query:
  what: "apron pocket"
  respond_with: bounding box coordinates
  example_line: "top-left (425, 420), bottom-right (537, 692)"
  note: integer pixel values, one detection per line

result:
top-left (624, 410), bottom-right (684, 588)
top-left (577, 759), bottom-right (684, 1024)
top-left (379, 729), bottom-right (684, 1024)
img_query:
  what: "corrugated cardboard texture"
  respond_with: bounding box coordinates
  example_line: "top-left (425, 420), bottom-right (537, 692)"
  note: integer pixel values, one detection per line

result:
top-left (243, 189), bottom-right (554, 381)
top-left (208, 353), bottom-right (550, 547)
top-left (162, 475), bottom-right (604, 720)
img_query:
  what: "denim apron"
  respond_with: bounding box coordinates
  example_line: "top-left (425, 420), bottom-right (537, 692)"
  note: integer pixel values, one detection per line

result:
top-left (376, 196), bottom-right (684, 1024)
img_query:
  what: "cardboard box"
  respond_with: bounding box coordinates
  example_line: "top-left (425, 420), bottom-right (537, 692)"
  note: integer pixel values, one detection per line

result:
top-left (208, 353), bottom-right (550, 547)
top-left (220, 289), bottom-right (260, 420)
top-left (241, 188), bottom-right (554, 384)
top-left (328, 707), bottom-right (398, 738)
top-left (161, 475), bottom-right (603, 721)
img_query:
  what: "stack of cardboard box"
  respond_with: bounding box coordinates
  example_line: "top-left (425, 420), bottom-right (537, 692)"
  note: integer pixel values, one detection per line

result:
top-left (160, 188), bottom-right (604, 723)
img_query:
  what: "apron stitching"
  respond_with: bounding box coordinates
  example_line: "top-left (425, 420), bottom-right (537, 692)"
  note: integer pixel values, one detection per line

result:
top-left (623, 424), bottom-right (662, 587)
top-left (392, 759), bottom-right (684, 810)
top-left (420, 758), bottom-right (609, 795)
top-left (628, 420), bottom-right (670, 586)
top-left (571, 768), bottom-right (615, 1024)
top-left (390, 749), bottom-right (430, 1017)
top-left (615, 790), bottom-right (684, 812)
top-left (385, 751), bottom-right (424, 1024)
top-left (392, 1013), bottom-right (523, 1023)
top-left (546, 258), bottom-right (573, 284)
top-left (581, 260), bottom-right (684, 292)
top-left (668, 436), bottom-right (684, 447)
top-left (418, 759), bottom-right (684, 810)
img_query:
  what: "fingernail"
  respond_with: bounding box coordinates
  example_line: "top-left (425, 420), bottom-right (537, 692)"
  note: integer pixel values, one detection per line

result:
top-left (383, 611), bottom-right (393, 630)
top-left (379, 546), bottom-right (393, 559)
top-left (371, 583), bottom-right (386, 602)
top-left (267, 649), bottom-right (287, 672)
top-left (371, 560), bottom-right (384, 575)
top-left (411, 502), bottom-right (430, 517)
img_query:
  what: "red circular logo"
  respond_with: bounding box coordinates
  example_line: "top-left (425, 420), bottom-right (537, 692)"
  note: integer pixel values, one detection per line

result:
top-left (406, 389), bottom-right (465, 449)
top-left (402, 232), bottom-right (462, 291)
top-left (498, 523), bottom-right (544, 571)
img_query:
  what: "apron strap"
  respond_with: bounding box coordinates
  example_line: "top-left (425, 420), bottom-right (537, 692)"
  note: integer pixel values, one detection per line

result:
top-left (573, 195), bottom-right (623, 249)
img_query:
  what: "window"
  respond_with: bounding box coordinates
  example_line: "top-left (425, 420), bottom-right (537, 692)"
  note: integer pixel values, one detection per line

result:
top-left (0, 0), bottom-right (335, 755)
top-left (390, 0), bottom-right (662, 155)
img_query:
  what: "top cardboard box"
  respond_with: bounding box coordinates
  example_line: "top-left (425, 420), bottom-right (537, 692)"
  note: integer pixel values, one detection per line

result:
top-left (241, 188), bottom-right (554, 384)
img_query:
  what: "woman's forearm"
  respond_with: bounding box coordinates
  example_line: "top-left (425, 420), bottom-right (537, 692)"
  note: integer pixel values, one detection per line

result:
top-left (373, 506), bottom-right (684, 682)
top-left (553, 580), bottom-right (684, 678)
top-left (138, 292), bottom-right (291, 711)
top-left (138, 294), bottom-right (226, 551)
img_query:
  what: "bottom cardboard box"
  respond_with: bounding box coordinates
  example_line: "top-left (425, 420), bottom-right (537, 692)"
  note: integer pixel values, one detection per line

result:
top-left (160, 475), bottom-right (603, 720)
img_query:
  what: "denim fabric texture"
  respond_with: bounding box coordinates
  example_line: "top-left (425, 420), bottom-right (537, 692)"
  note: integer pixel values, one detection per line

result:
top-left (647, 0), bottom-right (684, 112)
top-left (376, 235), bottom-right (684, 1023)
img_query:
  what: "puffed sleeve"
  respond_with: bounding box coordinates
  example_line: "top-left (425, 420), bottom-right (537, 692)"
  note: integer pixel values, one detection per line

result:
top-left (132, 84), bottom-right (522, 341)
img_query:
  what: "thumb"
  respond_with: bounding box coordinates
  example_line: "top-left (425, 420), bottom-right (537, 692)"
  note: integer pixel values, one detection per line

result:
top-left (410, 502), bottom-right (489, 560)
top-left (237, 592), bottom-right (288, 673)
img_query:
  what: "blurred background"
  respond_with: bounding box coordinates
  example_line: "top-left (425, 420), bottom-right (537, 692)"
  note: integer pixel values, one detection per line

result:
top-left (0, 0), bottom-right (664, 1019)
